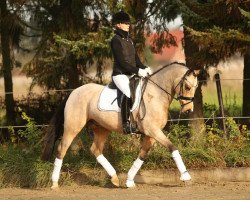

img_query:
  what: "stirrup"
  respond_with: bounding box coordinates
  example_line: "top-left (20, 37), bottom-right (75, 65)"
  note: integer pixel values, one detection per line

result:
top-left (123, 121), bottom-right (137, 134)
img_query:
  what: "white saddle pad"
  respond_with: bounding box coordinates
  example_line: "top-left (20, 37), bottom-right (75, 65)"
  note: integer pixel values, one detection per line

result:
top-left (98, 80), bottom-right (142, 112)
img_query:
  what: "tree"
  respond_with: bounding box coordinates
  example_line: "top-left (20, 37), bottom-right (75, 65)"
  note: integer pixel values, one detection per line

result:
top-left (243, 53), bottom-right (250, 121)
top-left (0, 0), bottom-right (15, 127)
top-left (23, 0), bottom-right (182, 90)
top-left (24, 0), bottom-right (114, 89)
top-left (240, 8), bottom-right (250, 123)
top-left (183, 27), bottom-right (207, 145)
top-left (173, 0), bottom-right (250, 141)
top-left (0, 0), bottom-right (26, 128)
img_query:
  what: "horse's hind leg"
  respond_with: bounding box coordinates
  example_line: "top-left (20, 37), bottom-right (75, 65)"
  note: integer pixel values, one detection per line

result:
top-left (90, 126), bottom-right (119, 187)
top-left (126, 136), bottom-right (155, 188)
top-left (51, 120), bottom-right (85, 189)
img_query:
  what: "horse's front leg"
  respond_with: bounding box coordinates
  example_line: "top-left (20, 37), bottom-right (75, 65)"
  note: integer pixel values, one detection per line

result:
top-left (126, 136), bottom-right (156, 188)
top-left (146, 127), bottom-right (191, 182)
top-left (90, 126), bottom-right (120, 187)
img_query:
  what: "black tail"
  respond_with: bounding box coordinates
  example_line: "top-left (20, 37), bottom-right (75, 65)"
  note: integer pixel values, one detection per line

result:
top-left (41, 94), bottom-right (70, 161)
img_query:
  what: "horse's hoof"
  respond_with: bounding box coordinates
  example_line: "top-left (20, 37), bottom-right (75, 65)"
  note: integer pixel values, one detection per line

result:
top-left (126, 180), bottom-right (136, 188)
top-left (51, 182), bottom-right (59, 190)
top-left (180, 171), bottom-right (191, 181)
top-left (111, 175), bottom-right (120, 187)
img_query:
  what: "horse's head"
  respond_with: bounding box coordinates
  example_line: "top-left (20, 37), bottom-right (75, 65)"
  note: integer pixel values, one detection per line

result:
top-left (174, 69), bottom-right (199, 113)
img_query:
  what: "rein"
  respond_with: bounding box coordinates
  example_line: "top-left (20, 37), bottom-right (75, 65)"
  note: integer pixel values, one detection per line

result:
top-left (139, 62), bottom-right (195, 120)
top-left (147, 61), bottom-right (194, 102)
top-left (149, 61), bottom-right (185, 77)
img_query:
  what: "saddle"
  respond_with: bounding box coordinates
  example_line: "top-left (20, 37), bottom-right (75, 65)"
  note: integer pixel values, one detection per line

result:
top-left (98, 76), bottom-right (142, 113)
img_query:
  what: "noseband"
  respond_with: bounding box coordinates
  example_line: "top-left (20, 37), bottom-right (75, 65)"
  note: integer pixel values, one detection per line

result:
top-left (173, 70), bottom-right (196, 106)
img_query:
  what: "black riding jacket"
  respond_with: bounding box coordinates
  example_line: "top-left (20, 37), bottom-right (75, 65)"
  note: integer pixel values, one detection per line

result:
top-left (111, 28), bottom-right (146, 76)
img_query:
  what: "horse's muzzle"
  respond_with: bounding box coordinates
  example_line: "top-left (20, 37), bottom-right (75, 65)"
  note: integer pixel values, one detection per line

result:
top-left (185, 108), bottom-right (193, 114)
top-left (181, 103), bottom-right (194, 113)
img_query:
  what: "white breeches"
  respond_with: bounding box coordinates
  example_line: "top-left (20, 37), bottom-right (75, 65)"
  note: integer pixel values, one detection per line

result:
top-left (112, 75), bottom-right (131, 98)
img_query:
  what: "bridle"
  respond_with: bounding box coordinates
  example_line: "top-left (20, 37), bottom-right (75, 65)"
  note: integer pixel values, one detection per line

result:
top-left (144, 62), bottom-right (196, 106)
top-left (138, 61), bottom-right (198, 121)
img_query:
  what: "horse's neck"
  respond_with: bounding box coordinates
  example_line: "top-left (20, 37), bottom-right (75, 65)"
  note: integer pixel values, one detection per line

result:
top-left (149, 68), bottom-right (171, 104)
top-left (151, 65), bottom-right (184, 88)
top-left (149, 65), bottom-right (188, 101)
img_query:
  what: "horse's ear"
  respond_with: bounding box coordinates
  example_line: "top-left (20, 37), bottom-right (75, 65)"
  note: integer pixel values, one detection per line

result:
top-left (192, 69), bottom-right (200, 77)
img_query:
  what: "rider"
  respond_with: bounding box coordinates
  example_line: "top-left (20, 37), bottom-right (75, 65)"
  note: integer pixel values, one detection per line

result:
top-left (111, 11), bottom-right (152, 134)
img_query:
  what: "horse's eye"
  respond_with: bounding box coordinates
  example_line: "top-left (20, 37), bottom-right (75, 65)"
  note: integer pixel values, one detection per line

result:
top-left (185, 84), bottom-right (191, 91)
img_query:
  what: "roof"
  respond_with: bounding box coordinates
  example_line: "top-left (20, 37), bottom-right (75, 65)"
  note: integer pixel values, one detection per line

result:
top-left (147, 30), bottom-right (185, 63)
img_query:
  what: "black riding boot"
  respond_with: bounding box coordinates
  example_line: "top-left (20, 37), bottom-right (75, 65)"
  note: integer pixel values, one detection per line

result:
top-left (121, 95), bottom-right (137, 134)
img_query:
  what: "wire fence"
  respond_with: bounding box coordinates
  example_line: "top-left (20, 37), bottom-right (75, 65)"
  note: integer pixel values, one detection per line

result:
top-left (1, 116), bottom-right (250, 129)
top-left (0, 78), bottom-right (250, 95)
top-left (0, 77), bottom-right (250, 129)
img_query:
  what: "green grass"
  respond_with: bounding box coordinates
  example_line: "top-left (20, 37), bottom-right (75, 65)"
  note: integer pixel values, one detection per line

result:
top-left (0, 108), bottom-right (5, 125)
top-left (224, 147), bottom-right (250, 167)
top-left (203, 83), bottom-right (242, 107)
top-left (0, 146), bottom-right (54, 188)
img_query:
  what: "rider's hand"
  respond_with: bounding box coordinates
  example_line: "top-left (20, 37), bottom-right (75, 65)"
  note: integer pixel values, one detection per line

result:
top-left (145, 67), bottom-right (153, 75)
top-left (138, 68), bottom-right (148, 77)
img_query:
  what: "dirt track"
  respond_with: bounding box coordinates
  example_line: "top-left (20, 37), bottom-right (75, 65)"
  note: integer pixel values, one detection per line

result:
top-left (0, 182), bottom-right (249, 200)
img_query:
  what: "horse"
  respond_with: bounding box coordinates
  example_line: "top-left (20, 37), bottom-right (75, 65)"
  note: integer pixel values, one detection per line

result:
top-left (41, 62), bottom-right (199, 189)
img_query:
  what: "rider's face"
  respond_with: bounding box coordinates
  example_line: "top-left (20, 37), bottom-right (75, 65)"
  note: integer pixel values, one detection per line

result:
top-left (116, 23), bottom-right (130, 32)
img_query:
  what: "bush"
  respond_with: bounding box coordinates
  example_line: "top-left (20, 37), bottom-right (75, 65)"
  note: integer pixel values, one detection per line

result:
top-left (0, 112), bottom-right (249, 188)
top-left (224, 148), bottom-right (250, 167)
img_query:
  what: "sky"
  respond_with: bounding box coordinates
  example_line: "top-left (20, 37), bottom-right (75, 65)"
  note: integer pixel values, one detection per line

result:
top-left (167, 15), bottom-right (183, 31)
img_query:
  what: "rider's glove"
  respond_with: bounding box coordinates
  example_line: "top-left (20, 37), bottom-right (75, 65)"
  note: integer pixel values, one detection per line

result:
top-left (145, 67), bottom-right (153, 75)
top-left (138, 68), bottom-right (148, 78)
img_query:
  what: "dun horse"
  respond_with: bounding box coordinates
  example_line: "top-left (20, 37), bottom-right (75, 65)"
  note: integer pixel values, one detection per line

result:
top-left (42, 62), bottom-right (199, 189)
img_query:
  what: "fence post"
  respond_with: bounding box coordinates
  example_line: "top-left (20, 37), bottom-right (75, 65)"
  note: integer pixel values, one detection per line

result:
top-left (214, 73), bottom-right (227, 138)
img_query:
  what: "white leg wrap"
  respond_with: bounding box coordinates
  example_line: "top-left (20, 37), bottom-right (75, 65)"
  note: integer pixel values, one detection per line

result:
top-left (52, 158), bottom-right (63, 183)
top-left (96, 154), bottom-right (116, 177)
top-left (172, 150), bottom-right (191, 181)
top-left (126, 158), bottom-right (144, 187)
top-left (172, 150), bottom-right (187, 173)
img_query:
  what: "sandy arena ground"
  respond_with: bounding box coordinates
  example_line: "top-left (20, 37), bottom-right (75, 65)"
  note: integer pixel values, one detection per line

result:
top-left (0, 181), bottom-right (249, 200)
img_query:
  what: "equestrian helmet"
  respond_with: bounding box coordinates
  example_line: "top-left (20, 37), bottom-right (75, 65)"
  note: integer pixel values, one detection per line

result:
top-left (112, 11), bottom-right (130, 25)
